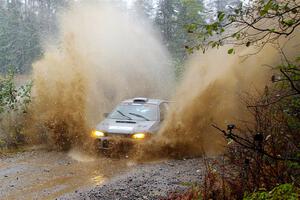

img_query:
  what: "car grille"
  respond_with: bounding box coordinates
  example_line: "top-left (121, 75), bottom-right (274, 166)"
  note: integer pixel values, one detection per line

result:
top-left (105, 133), bottom-right (131, 138)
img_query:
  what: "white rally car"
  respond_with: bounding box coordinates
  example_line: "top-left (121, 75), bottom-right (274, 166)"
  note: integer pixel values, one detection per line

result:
top-left (91, 97), bottom-right (170, 150)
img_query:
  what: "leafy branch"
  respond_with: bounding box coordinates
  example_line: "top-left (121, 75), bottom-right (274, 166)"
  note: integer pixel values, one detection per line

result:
top-left (186, 0), bottom-right (300, 53)
top-left (211, 123), bottom-right (300, 163)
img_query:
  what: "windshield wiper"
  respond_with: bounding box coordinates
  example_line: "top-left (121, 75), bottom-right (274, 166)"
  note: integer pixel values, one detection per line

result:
top-left (117, 110), bottom-right (132, 120)
top-left (129, 112), bottom-right (150, 121)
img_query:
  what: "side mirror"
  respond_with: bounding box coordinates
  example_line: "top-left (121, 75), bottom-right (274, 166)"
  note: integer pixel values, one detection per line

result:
top-left (103, 113), bottom-right (109, 118)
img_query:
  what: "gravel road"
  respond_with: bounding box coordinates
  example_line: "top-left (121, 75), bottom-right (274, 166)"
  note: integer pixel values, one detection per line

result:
top-left (0, 147), bottom-right (129, 200)
top-left (0, 147), bottom-right (204, 200)
top-left (62, 158), bottom-right (204, 200)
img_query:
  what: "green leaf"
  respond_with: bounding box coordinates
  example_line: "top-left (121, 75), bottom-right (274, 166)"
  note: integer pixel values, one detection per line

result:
top-left (260, 10), bottom-right (267, 16)
top-left (217, 12), bottom-right (225, 21)
top-left (212, 42), bottom-right (217, 48)
top-left (186, 23), bottom-right (197, 33)
top-left (232, 32), bottom-right (241, 40)
top-left (283, 19), bottom-right (295, 27)
top-left (270, 28), bottom-right (276, 33)
top-left (228, 48), bottom-right (234, 54)
top-left (260, 0), bottom-right (273, 16)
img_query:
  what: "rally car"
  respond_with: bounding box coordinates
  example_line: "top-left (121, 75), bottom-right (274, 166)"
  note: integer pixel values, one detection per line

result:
top-left (91, 97), bottom-right (170, 151)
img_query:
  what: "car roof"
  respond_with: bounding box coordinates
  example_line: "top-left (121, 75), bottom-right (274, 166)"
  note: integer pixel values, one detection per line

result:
top-left (122, 97), bottom-right (167, 105)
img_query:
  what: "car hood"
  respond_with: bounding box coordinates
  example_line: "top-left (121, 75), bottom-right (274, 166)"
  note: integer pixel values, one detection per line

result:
top-left (95, 118), bottom-right (159, 134)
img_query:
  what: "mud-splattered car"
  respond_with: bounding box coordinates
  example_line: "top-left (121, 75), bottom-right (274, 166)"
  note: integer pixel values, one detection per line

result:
top-left (91, 97), bottom-right (170, 152)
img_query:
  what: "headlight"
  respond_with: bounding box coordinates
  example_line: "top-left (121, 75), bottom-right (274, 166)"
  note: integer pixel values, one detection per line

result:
top-left (92, 130), bottom-right (105, 138)
top-left (132, 133), bottom-right (146, 139)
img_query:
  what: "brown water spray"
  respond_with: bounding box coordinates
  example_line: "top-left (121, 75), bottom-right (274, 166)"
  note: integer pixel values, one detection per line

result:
top-left (29, 2), bottom-right (175, 151)
top-left (139, 37), bottom-right (300, 159)
top-left (27, 1), bottom-right (300, 158)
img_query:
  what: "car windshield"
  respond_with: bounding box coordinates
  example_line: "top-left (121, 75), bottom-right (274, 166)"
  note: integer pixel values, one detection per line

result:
top-left (109, 104), bottom-right (158, 121)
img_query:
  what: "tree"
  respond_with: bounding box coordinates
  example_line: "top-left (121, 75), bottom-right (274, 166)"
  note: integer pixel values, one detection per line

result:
top-left (184, 0), bottom-right (300, 196)
top-left (0, 1), bottom-right (40, 73)
top-left (188, 0), bottom-right (300, 106)
top-left (0, 68), bottom-right (32, 147)
top-left (204, 0), bottom-right (241, 23)
top-left (187, 0), bottom-right (300, 52)
top-left (0, 0), bottom-right (70, 74)
top-left (155, 0), bottom-right (205, 63)
top-left (133, 0), bottom-right (155, 19)
top-left (207, 0), bottom-right (241, 13)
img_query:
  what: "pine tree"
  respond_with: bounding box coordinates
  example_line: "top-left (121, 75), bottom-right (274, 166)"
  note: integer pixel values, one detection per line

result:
top-left (155, 0), bottom-right (204, 61)
top-left (0, 0), bottom-right (69, 73)
top-left (134, 0), bottom-right (154, 19)
top-left (208, 0), bottom-right (242, 13)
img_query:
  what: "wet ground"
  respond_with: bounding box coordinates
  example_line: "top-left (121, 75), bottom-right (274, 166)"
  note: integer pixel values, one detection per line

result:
top-left (0, 147), bottom-right (204, 200)
top-left (77, 158), bottom-right (204, 200)
top-left (0, 147), bottom-right (129, 200)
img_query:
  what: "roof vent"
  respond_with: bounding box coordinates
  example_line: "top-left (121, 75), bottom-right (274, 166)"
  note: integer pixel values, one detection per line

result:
top-left (133, 97), bottom-right (148, 104)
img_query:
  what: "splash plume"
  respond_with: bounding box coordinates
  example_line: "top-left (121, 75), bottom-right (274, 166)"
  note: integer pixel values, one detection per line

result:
top-left (30, 2), bottom-right (174, 150)
top-left (139, 38), bottom-right (300, 159)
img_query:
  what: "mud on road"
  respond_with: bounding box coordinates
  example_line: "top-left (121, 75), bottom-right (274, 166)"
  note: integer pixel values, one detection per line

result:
top-left (0, 147), bottom-right (204, 200)
top-left (0, 147), bottom-right (129, 200)
top-left (75, 158), bottom-right (204, 200)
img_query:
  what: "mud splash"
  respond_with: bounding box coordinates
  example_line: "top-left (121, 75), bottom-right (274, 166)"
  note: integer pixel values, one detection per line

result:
top-left (68, 148), bottom-right (95, 162)
top-left (27, 1), bottom-right (300, 159)
top-left (139, 38), bottom-right (300, 159)
top-left (29, 2), bottom-right (174, 150)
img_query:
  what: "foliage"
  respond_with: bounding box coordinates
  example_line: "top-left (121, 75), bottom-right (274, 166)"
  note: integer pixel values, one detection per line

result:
top-left (0, 0), bottom-right (69, 73)
top-left (134, 0), bottom-right (155, 18)
top-left (185, 0), bottom-right (300, 53)
top-left (180, 0), bottom-right (300, 198)
top-left (163, 187), bottom-right (202, 200)
top-left (207, 52), bottom-right (300, 197)
top-left (0, 69), bottom-right (32, 114)
top-left (0, 69), bottom-right (32, 148)
top-left (164, 181), bottom-right (299, 200)
top-left (0, 4), bottom-right (41, 73)
top-left (244, 184), bottom-right (299, 200)
top-left (137, 0), bottom-right (242, 76)
top-left (206, 0), bottom-right (241, 14)
top-left (163, 157), bottom-right (241, 200)
top-left (155, 0), bottom-right (205, 62)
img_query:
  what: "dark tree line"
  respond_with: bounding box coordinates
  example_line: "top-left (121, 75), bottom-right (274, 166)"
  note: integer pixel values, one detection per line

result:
top-left (134, 0), bottom-right (241, 77)
top-left (0, 0), bottom-right (69, 73)
top-left (0, 0), bottom-right (242, 74)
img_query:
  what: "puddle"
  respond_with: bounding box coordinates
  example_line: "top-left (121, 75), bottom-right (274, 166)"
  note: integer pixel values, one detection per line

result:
top-left (0, 150), bottom-right (129, 200)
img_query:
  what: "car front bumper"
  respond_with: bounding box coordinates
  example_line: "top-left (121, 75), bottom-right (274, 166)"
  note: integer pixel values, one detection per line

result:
top-left (95, 136), bottom-right (140, 150)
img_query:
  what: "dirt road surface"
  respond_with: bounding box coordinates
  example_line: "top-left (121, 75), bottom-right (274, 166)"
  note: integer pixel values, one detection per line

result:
top-left (74, 158), bottom-right (204, 200)
top-left (0, 147), bottom-right (204, 200)
top-left (0, 147), bottom-right (129, 200)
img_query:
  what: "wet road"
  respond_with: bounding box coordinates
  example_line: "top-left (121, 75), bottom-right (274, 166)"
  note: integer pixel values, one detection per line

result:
top-left (0, 147), bottom-right (130, 200)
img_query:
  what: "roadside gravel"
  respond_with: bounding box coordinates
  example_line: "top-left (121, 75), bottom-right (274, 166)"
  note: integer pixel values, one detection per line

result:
top-left (0, 147), bottom-right (205, 200)
top-left (71, 158), bottom-right (204, 200)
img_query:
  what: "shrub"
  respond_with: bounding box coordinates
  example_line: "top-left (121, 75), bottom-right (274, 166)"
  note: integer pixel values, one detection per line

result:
top-left (244, 184), bottom-right (299, 200)
top-left (0, 69), bottom-right (32, 148)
